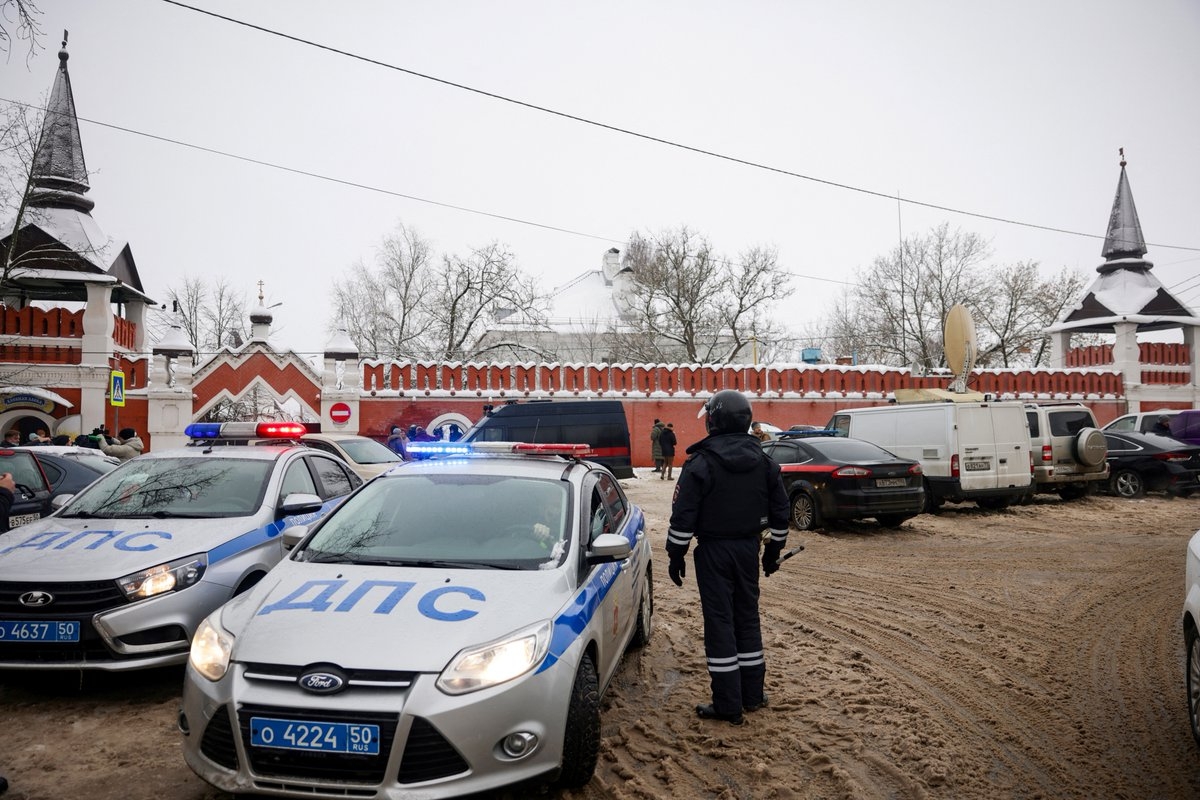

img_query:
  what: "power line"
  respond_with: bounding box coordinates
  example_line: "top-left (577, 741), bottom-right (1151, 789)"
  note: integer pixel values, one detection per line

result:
top-left (157, 0), bottom-right (1200, 256)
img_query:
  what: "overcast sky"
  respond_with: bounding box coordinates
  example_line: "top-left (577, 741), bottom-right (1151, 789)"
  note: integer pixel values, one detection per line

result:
top-left (4, 0), bottom-right (1199, 363)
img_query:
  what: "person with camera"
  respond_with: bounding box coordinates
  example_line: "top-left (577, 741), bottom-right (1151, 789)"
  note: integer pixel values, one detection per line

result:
top-left (666, 390), bottom-right (789, 725)
top-left (100, 427), bottom-right (144, 462)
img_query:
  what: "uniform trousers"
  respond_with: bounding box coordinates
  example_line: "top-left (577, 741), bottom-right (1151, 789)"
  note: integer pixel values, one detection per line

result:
top-left (693, 535), bottom-right (766, 715)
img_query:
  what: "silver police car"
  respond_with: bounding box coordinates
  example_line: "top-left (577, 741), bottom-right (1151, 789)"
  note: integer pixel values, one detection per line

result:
top-left (0, 422), bottom-right (362, 671)
top-left (181, 441), bottom-right (652, 797)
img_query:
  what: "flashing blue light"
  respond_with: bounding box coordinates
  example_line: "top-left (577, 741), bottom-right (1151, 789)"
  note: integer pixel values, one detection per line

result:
top-left (185, 423), bottom-right (222, 439)
top-left (408, 441), bottom-right (473, 456)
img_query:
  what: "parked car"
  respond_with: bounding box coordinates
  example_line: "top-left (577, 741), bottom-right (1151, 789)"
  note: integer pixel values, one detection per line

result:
top-left (1102, 431), bottom-right (1200, 498)
top-left (456, 399), bottom-right (634, 478)
top-left (0, 448), bottom-right (52, 529)
top-left (1102, 409), bottom-right (1180, 435)
top-left (1182, 528), bottom-right (1200, 746)
top-left (181, 441), bottom-right (651, 797)
top-left (28, 445), bottom-right (120, 500)
top-left (300, 432), bottom-right (403, 481)
top-left (1024, 403), bottom-right (1108, 500)
top-left (763, 434), bottom-right (925, 529)
top-left (0, 422), bottom-right (362, 672)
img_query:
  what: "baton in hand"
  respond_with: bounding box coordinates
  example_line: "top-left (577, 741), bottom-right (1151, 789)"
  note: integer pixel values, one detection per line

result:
top-left (776, 543), bottom-right (805, 566)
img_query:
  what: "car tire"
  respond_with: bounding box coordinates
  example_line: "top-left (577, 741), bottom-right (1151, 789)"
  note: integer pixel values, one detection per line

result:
top-left (631, 568), bottom-right (653, 648)
top-left (1073, 427), bottom-right (1107, 467)
top-left (790, 491), bottom-right (820, 531)
top-left (1110, 469), bottom-right (1145, 498)
top-left (1188, 625), bottom-right (1200, 747)
top-left (875, 514), bottom-right (911, 528)
top-left (557, 653), bottom-right (600, 789)
top-left (976, 496), bottom-right (1011, 511)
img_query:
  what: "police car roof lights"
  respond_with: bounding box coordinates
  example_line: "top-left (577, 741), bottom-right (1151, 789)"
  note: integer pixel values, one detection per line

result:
top-left (407, 441), bottom-right (593, 458)
top-left (184, 421), bottom-right (308, 441)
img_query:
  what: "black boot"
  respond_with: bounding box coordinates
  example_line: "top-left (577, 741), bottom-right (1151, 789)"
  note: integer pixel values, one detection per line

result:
top-left (695, 704), bottom-right (744, 725)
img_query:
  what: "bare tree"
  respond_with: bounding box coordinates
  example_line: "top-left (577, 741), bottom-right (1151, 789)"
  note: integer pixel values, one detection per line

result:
top-left (163, 276), bottom-right (248, 355)
top-left (969, 262), bottom-right (1090, 368)
top-left (823, 223), bottom-right (990, 370)
top-left (615, 226), bottom-right (793, 363)
top-left (332, 223), bottom-right (546, 361)
top-left (0, 0), bottom-right (43, 61)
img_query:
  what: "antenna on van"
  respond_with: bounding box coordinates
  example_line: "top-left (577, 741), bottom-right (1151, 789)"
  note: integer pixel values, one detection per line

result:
top-left (943, 304), bottom-right (977, 395)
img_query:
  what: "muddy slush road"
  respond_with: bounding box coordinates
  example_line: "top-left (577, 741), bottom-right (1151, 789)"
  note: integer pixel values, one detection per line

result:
top-left (2, 471), bottom-right (1200, 800)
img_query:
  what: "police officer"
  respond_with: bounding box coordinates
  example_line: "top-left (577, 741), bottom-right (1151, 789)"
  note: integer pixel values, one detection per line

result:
top-left (666, 390), bottom-right (789, 725)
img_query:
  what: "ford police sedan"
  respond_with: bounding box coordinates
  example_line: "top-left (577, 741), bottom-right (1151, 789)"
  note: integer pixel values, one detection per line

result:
top-left (0, 422), bottom-right (361, 671)
top-left (180, 442), bottom-right (652, 797)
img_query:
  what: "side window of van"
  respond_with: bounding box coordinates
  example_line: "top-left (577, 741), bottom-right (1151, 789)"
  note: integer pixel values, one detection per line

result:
top-left (1025, 411), bottom-right (1040, 437)
top-left (829, 415), bottom-right (850, 437)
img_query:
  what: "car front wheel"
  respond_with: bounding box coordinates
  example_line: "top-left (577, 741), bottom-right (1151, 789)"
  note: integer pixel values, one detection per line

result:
top-left (1188, 625), bottom-right (1200, 746)
top-left (790, 491), bottom-right (819, 530)
top-left (557, 653), bottom-right (600, 788)
top-left (1111, 469), bottom-right (1145, 498)
top-left (631, 568), bottom-right (653, 648)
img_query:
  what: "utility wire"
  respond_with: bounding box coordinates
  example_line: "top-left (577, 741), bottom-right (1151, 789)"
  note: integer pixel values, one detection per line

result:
top-left (159, 0), bottom-right (1200, 255)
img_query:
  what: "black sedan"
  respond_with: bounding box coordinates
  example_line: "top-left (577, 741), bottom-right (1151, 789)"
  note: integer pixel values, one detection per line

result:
top-left (1103, 431), bottom-right (1200, 498)
top-left (762, 434), bottom-right (925, 530)
top-left (28, 446), bottom-right (120, 500)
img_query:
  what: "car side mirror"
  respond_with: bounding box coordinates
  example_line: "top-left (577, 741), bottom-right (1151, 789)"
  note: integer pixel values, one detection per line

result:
top-left (51, 493), bottom-right (74, 510)
top-left (587, 532), bottom-right (632, 565)
top-left (279, 492), bottom-right (323, 516)
top-left (282, 524), bottom-right (309, 550)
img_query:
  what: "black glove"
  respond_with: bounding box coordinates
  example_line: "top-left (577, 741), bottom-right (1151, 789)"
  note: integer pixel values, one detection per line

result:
top-left (762, 542), bottom-right (784, 577)
top-left (668, 554), bottom-right (686, 587)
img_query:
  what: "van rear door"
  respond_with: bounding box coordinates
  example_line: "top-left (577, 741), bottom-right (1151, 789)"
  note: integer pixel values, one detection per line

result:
top-left (957, 404), bottom-right (1030, 491)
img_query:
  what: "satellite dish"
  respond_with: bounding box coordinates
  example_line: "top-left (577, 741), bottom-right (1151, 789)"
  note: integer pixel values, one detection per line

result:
top-left (943, 304), bottom-right (977, 394)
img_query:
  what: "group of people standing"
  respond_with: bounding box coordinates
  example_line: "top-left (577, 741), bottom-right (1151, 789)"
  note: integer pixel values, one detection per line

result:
top-left (649, 419), bottom-right (678, 480)
top-left (3, 426), bottom-right (143, 462)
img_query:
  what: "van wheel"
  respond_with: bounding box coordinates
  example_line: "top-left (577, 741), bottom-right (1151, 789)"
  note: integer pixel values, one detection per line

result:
top-left (557, 654), bottom-right (600, 789)
top-left (1111, 469), bottom-right (1144, 498)
top-left (790, 491), bottom-right (820, 530)
top-left (921, 480), bottom-right (941, 514)
top-left (976, 497), bottom-right (1011, 511)
top-left (875, 514), bottom-right (911, 528)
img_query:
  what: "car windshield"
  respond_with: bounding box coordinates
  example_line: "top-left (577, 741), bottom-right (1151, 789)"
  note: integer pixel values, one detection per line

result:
top-left (332, 437), bottom-right (401, 465)
top-left (302, 473), bottom-right (569, 570)
top-left (59, 457), bottom-right (273, 519)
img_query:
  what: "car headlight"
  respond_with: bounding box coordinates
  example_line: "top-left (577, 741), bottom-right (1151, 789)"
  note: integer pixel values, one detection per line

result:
top-left (436, 620), bottom-right (552, 695)
top-left (189, 614), bottom-right (234, 682)
top-left (116, 554), bottom-right (207, 600)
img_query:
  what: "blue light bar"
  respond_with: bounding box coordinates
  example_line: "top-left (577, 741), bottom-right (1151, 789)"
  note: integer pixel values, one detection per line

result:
top-left (408, 441), bottom-right (473, 456)
top-left (184, 423), bottom-right (222, 439)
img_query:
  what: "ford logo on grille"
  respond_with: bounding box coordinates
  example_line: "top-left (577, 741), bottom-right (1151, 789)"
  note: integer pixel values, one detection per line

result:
top-left (18, 591), bottom-right (54, 607)
top-left (298, 667), bottom-right (347, 694)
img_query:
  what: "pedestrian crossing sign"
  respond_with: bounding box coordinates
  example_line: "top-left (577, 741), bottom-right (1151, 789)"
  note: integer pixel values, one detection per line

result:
top-left (110, 370), bottom-right (126, 407)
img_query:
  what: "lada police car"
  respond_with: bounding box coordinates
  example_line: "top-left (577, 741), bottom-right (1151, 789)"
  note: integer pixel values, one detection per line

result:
top-left (0, 422), bottom-right (361, 671)
top-left (180, 441), bottom-right (652, 797)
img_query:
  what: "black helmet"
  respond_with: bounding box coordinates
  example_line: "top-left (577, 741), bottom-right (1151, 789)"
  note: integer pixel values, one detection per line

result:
top-left (700, 390), bottom-right (753, 435)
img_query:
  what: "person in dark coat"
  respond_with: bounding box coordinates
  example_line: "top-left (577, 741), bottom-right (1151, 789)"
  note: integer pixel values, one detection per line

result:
top-left (0, 470), bottom-right (13, 533)
top-left (659, 422), bottom-right (678, 480)
top-left (666, 390), bottom-right (789, 725)
top-left (650, 419), bottom-right (665, 473)
top-left (386, 426), bottom-right (409, 459)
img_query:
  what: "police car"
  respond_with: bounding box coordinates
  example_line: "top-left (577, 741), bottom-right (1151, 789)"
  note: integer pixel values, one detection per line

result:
top-left (180, 441), bottom-right (652, 797)
top-left (0, 422), bottom-right (362, 671)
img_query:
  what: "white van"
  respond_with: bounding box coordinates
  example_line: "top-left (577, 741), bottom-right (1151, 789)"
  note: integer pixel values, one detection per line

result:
top-left (826, 400), bottom-right (1032, 510)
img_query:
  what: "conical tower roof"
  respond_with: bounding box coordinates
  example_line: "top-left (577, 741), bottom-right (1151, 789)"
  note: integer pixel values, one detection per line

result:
top-left (0, 33), bottom-right (152, 303)
top-left (1049, 152), bottom-right (1197, 335)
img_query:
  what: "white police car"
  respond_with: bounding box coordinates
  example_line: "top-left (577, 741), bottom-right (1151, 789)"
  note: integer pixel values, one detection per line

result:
top-left (1184, 528), bottom-right (1200, 745)
top-left (0, 422), bottom-right (362, 671)
top-left (180, 442), bottom-right (652, 797)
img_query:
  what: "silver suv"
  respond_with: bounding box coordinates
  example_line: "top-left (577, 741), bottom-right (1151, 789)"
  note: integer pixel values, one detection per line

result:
top-left (1024, 403), bottom-right (1108, 500)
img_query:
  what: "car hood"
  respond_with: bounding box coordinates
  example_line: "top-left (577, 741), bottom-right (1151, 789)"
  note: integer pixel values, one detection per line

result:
top-left (0, 514), bottom-right (272, 581)
top-left (223, 559), bottom-right (574, 672)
